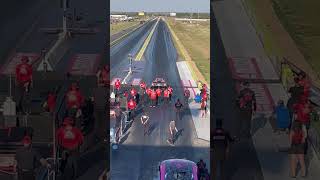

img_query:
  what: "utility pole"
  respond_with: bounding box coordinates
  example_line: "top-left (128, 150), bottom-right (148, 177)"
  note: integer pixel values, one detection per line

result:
top-left (62, 0), bottom-right (67, 36)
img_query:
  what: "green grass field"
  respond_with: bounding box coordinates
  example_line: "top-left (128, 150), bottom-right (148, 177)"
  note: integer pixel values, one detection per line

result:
top-left (271, 0), bottom-right (320, 73)
top-left (168, 20), bottom-right (210, 84)
top-left (110, 21), bottom-right (139, 36)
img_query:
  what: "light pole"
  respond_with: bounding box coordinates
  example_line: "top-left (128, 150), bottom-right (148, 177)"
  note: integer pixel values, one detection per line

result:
top-left (62, 0), bottom-right (67, 36)
top-left (128, 54), bottom-right (133, 74)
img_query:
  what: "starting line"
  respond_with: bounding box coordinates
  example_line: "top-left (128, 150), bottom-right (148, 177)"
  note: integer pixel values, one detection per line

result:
top-left (67, 54), bottom-right (101, 76)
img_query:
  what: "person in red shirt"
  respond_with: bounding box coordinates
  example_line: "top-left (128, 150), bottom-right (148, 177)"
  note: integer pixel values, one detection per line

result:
top-left (130, 86), bottom-right (137, 97)
top-left (150, 89), bottom-right (157, 107)
top-left (293, 97), bottom-right (311, 130)
top-left (127, 98), bottom-right (137, 121)
top-left (167, 86), bottom-right (173, 102)
top-left (15, 56), bottom-right (33, 92)
top-left (163, 88), bottom-right (169, 104)
top-left (140, 81), bottom-right (146, 90)
top-left (96, 65), bottom-right (109, 87)
top-left (156, 87), bottom-right (162, 105)
top-left (114, 79), bottom-right (121, 94)
top-left (56, 117), bottom-right (83, 178)
top-left (45, 91), bottom-right (56, 113)
top-left (66, 83), bottom-right (84, 112)
top-left (56, 117), bottom-right (84, 151)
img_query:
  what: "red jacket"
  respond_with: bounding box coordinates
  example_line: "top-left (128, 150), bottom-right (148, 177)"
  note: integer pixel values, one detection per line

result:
top-left (130, 88), bottom-right (137, 96)
top-left (156, 88), bottom-right (161, 96)
top-left (115, 80), bottom-right (121, 90)
top-left (127, 99), bottom-right (136, 110)
top-left (150, 90), bottom-right (157, 100)
top-left (15, 63), bottom-right (32, 83)
top-left (66, 90), bottom-right (84, 109)
top-left (168, 87), bottom-right (173, 94)
top-left (163, 89), bottom-right (169, 98)
top-left (294, 103), bottom-right (310, 124)
top-left (47, 94), bottom-right (56, 112)
top-left (56, 126), bottom-right (84, 150)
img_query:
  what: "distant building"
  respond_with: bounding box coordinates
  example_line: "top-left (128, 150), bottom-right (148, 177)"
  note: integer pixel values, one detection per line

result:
top-left (138, 11), bottom-right (145, 16)
top-left (170, 13), bottom-right (176, 17)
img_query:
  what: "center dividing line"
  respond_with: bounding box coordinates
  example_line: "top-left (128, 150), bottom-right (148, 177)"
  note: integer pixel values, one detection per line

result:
top-left (135, 17), bottom-right (160, 61)
top-left (121, 18), bottom-right (160, 84)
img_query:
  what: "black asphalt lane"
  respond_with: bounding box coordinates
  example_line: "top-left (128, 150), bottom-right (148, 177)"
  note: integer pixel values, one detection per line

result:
top-left (110, 20), bottom-right (155, 79)
top-left (110, 20), bottom-right (209, 180)
top-left (212, 12), bottom-right (264, 180)
top-left (110, 22), bottom-right (141, 43)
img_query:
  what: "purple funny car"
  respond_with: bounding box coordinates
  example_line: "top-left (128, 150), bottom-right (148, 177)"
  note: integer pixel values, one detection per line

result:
top-left (159, 159), bottom-right (198, 180)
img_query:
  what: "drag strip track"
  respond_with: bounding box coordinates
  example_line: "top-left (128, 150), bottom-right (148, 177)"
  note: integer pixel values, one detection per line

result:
top-left (110, 20), bottom-right (209, 180)
top-left (110, 20), bottom-right (156, 79)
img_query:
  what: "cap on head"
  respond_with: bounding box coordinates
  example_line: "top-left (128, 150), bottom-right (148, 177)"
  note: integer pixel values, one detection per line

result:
top-left (22, 135), bottom-right (31, 145)
top-left (63, 117), bottom-right (74, 126)
top-left (21, 56), bottom-right (29, 63)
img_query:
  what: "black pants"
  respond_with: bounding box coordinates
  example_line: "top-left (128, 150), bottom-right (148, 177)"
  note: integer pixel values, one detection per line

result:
top-left (212, 158), bottom-right (225, 180)
top-left (239, 109), bottom-right (252, 137)
top-left (18, 169), bottom-right (34, 180)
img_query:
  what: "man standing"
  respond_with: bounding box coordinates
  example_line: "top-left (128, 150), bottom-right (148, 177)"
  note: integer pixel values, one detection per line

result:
top-left (237, 82), bottom-right (256, 138)
top-left (14, 136), bottom-right (50, 180)
top-left (212, 118), bottom-right (235, 180)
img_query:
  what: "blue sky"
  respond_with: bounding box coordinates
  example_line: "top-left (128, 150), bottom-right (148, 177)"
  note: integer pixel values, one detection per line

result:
top-left (110, 0), bottom-right (210, 13)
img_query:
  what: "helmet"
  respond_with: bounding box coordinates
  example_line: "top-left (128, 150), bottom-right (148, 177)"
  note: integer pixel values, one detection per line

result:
top-left (21, 56), bottom-right (29, 63)
top-left (22, 135), bottom-right (31, 145)
top-left (63, 117), bottom-right (74, 126)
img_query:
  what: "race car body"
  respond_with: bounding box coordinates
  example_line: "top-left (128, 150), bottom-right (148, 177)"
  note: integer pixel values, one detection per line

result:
top-left (151, 78), bottom-right (167, 89)
top-left (159, 159), bottom-right (198, 180)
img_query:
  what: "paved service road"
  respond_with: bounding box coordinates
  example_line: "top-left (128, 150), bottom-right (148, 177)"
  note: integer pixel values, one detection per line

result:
top-left (110, 19), bottom-right (209, 180)
top-left (212, 11), bottom-right (264, 180)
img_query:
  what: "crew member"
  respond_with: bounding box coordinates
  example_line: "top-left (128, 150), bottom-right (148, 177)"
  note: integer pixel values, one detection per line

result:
top-left (66, 83), bottom-right (84, 118)
top-left (163, 88), bottom-right (170, 104)
top-left (44, 91), bottom-right (56, 113)
top-left (14, 136), bottom-right (50, 180)
top-left (150, 89), bottom-right (157, 107)
top-left (156, 87), bottom-right (162, 105)
top-left (56, 117), bottom-right (84, 179)
top-left (167, 86), bottom-right (173, 102)
top-left (15, 56), bottom-right (33, 93)
top-left (127, 98), bottom-right (137, 121)
top-left (212, 118), bottom-right (235, 180)
top-left (114, 79), bottom-right (121, 94)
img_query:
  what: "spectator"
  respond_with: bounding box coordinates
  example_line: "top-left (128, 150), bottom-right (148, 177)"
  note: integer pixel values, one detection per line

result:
top-left (289, 121), bottom-right (306, 178)
top-left (288, 77), bottom-right (304, 104)
top-left (274, 100), bottom-right (291, 133)
top-left (200, 99), bottom-right (207, 118)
